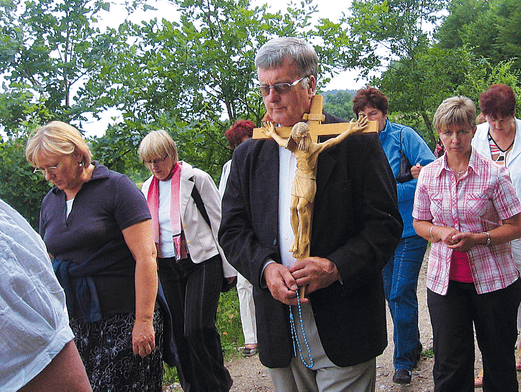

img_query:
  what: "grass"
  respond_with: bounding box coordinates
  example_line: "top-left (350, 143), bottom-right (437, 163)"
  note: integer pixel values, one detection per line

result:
top-left (163, 288), bottom-right (244, 386)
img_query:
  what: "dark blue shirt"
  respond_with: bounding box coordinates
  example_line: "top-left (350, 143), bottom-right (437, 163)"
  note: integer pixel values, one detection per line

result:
top-left (39, 162), bottom-right (151, 319)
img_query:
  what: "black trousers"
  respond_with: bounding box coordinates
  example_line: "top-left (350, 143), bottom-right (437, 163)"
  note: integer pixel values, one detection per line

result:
top-left (428, 279), bottom-right (521, 392)
top-left (158, 255), bottom-right (232, 392)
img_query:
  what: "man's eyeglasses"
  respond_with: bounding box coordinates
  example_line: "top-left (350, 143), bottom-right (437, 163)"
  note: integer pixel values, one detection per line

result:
top-left (33, 163), bottom-right (60, 176)
top-left (258, 76), bottom-right (309, 97)
top-left (144, 156), bottom-right (168, 165)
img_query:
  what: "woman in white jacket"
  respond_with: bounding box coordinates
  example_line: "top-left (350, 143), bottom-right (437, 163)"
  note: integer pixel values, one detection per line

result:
top-left (139, 130), bottom-right (235, 392)
top-left (472, 84), bottom-right (521, 373)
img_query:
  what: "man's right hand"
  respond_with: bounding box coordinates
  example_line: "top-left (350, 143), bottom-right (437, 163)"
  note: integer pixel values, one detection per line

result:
top-left (264, 263), bottom-right (306, 306)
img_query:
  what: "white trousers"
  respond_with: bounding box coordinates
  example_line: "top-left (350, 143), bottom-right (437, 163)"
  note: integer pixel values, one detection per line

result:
top-left (237, 273), bottom-right (257, 345)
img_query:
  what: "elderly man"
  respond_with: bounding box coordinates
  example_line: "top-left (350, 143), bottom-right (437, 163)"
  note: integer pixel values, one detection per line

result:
top-left (219, 37), bottom-right (402, 391)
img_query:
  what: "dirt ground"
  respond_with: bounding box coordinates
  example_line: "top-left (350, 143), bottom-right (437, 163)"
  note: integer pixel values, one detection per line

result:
top-left (167, 249), bottom-right (521, 391)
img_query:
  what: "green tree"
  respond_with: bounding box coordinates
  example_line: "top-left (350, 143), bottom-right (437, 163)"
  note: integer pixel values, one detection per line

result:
top-left (437, 0), bottom-right (521, 72)
top-left (88, 0), bottom-right (356, 180)
top-left (0, 0), bottom-right (115, 132)
top-left (377, 45), bottom-right (475, 147)
top-left (322, 90), bottom-right (355, 120)
top-left (345, 0), bottom-right (448, 77)
top-left (456, 59), bottom-right (521, 114)
top-left (0, 136), bottom-right (52, 229)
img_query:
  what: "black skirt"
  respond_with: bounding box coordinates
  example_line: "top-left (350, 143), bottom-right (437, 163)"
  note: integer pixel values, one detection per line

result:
top-left (70, 309), bottom-right (164, 392)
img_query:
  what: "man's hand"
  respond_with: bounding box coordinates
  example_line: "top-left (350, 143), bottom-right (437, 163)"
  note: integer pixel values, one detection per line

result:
top-left (264, 263), bottom-right (302, 305)
top-left (289, 257), bottom-right (340, 295)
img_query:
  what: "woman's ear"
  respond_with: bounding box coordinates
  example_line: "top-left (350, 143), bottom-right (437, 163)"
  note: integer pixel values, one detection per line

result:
top-left (74, 151), bottom-right (84, 164)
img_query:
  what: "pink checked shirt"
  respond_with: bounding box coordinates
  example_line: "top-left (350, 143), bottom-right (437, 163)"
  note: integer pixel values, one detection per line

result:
top-left (413, 148), bottom-right (521, 295)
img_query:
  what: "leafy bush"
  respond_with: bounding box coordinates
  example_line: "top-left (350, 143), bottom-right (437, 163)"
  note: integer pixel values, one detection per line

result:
top-left (216, 288), bottom-right (244, 358)
top-left (0, 136), bottom-right (51, 229)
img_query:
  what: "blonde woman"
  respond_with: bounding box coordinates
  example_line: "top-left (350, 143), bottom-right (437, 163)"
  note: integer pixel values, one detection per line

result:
top-left (26, 121), bottom-right (163, 391)
top-left (413, 97), bottom-right (521, 392)
top-left (139, 130), bottom-right (235, 392)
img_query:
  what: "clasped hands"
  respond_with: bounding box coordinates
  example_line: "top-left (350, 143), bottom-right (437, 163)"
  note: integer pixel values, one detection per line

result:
top-left (264, 257), bottom-right (340, 306)
top-left (437, 226), bottom-right (478, 252)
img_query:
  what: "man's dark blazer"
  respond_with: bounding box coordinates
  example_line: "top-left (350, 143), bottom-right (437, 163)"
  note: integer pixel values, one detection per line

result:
top-left (218, 112), bottom-right (403, 368)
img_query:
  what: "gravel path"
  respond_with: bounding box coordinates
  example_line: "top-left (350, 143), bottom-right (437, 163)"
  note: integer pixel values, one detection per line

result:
top-left (169, 249), bottom-right (521, 391)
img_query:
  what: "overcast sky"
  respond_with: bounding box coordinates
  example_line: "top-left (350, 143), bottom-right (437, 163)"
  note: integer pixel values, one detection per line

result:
top-left (83, 0), bottom-right (365, 136)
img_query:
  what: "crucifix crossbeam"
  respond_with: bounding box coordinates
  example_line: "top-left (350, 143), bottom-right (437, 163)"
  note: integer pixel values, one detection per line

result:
top-left (253, 95), bottom-right (378, 141)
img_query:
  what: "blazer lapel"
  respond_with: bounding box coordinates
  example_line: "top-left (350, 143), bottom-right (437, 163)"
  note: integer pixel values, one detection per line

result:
top-left (179, 162), bottom-right (194, 217)
top-left (253, 140), bottom-right (280, 250)
top-left (315, 147), bottom-right (337, 207)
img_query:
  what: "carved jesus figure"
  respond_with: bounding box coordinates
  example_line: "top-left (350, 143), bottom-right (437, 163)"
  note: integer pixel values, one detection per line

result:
top-left (263, 115), bottom-right (368, 258)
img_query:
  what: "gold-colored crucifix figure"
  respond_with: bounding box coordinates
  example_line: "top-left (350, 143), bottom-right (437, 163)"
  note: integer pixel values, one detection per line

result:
top-left (254, 95), bottom-right (378, 297)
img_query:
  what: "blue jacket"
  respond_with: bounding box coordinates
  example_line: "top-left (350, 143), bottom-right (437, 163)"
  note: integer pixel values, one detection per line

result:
top-left (379, 119), bottom-right (435, 238)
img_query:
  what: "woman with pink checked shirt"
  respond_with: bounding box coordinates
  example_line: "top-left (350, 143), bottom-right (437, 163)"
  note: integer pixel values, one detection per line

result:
top-left (413, 96), bottom-right (521, 392)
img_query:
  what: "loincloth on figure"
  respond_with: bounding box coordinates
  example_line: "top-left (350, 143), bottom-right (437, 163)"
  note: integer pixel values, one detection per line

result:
top-left (292, 171), bottom-right (317, 203)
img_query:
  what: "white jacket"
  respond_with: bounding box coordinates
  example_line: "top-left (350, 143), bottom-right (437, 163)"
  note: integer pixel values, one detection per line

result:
top-left (472, 118), bottom-right (521, 263)
top-left (142, 161), bottom-right (236, 278)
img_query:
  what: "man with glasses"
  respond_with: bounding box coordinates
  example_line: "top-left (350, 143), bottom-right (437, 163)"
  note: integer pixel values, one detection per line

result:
top-left (219, 37), bottom-right (402, 391)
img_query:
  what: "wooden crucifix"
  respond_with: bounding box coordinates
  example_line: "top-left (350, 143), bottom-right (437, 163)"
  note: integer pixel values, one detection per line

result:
top-left (253, 95), bottom-right (378, 298)
top-left (253, 95), bottom-right (378, 140)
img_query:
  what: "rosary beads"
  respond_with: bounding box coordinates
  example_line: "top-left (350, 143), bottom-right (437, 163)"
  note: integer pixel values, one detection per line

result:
top-left (288, 289), bottom-right (314, 369)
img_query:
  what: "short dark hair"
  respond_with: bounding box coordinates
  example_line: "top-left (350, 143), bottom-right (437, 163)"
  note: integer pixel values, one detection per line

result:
top-left (225, 119), bottom-right (255, 149)
top-left (480, 84), bottom-right (516, 118)
top-left (352, 87), bottom-right (389, 116)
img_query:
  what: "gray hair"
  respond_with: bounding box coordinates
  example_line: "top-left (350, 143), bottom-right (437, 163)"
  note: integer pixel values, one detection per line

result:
top-left (433, 96), bottom-right (476, 132)
top-left (255, 37), bottom-right (318, 81)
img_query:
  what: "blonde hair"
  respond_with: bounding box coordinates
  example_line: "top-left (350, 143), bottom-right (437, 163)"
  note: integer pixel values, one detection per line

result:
top-left (25, 121), bottom-right (92, 168)
top-left (138, 130), bottom-right (178, 164)
top-left (433, 96), bottom-right (476, 132)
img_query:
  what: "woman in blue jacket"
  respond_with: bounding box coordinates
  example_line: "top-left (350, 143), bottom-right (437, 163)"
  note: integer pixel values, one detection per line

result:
top-left (353, 87), bottom-right (435, 385)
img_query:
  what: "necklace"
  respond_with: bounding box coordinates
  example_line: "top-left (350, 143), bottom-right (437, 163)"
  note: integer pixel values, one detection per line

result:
top-left (288, 289), bottom-right (314, 368)
top-left (488, 131), bottom-right (515, 152)
top-left (456, 169), bottom-right (467, 177)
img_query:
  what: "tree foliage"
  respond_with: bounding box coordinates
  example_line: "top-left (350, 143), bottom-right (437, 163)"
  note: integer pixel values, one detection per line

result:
top-left (378, 45), bottom-right (475, 146)
top-left (2, 0), bottom-right (521, 226)
top-left (322, 90), bottom-right (355, 120)
top-left (345, 0), bottom-right (448, 77)
top-left (0, 136), bottom-right (51, 229)
top-left (437, 0), bottom-right (521, 72)
top-left (0, 0), bottom-right (114, 131)
top-left (346, 0), bottom-right (520, 148)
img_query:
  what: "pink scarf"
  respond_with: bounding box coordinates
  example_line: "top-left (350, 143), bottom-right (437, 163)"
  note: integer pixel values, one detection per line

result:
top-left (147, 162), bottom-right (187, 259)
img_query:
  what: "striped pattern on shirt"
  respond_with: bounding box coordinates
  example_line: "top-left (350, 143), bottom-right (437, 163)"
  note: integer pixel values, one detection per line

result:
top-left (413, 149), bottom-right (521, 295)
